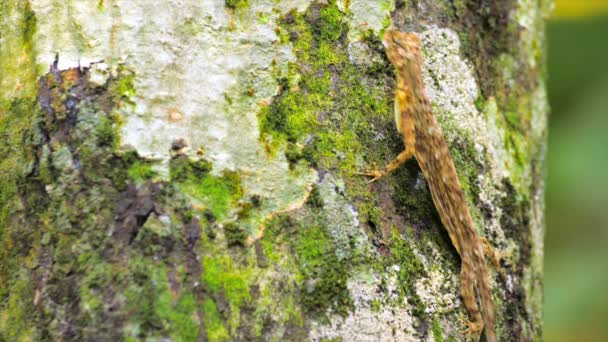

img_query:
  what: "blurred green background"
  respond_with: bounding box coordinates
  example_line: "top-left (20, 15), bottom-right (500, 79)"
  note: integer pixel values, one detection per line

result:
top-left (545, 1), bottom-right (608, 341)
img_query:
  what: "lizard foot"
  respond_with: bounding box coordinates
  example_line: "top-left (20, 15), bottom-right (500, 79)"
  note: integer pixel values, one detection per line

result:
top-left (463, 319), bottom-right (484, 340)
top-left (357, 149), bottom-right (414, 183)
top-left (481, 237), bottom-right (501, 268)
top-left (357, 169), bottom-right (384, 183)
top-left (481, 237), bottom-right (512, 277)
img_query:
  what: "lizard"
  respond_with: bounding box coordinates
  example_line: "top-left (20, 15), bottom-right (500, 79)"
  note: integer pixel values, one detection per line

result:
top-left (360, 30), bottom-right (496, 342)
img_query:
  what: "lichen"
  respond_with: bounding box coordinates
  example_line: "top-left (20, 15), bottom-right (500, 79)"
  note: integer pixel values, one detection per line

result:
top-left (1, 0), bottom-right (547, 340)
top-left (339, 0), bottom-right (395, 40)
top-left (309, 268), bottom-right (419, 341)
top-left (30, 0), bottom-right (320, 247)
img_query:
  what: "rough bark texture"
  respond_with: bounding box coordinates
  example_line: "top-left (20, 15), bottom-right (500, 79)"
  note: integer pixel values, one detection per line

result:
top-left (0, 0), bottom-right (550, 341)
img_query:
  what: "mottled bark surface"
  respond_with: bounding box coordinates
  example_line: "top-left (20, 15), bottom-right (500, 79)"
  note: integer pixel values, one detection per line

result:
top-left (0, 1), bottom-right (549, 341)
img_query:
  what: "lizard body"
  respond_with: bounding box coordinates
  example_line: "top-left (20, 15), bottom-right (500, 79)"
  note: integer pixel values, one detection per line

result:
top-left (362, 31), bottom-right (496, 342)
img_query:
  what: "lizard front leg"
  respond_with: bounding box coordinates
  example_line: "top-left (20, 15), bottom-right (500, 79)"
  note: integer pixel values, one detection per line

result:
top-left (358, 148), bottom-right (414, 183)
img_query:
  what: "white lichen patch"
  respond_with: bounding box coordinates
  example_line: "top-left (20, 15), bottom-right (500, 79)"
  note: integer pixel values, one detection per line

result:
top-left (311, 238), bottom-right (469, 341)
top-left (310, 269), bottom-right (422, 342)
top-left (414, 241), bottom-right (467, 337)
top-left (30, 0), bottom-right (322, 241)
top-left (482, 97), bottom-right (510, 180)
top-left (87, 62), bottom-right (110, 87)
top-left (317, 173), bottom-right (372, 261)
top-left (414, 258), bottom-right (459, 315)
top-left (419, 28), bottom-right (481, 142)
top-left (530, 78), bottom-right (549, 146)
top-left (347, 40), bottom-right (385, 67)
top-left (338, 0), bottom-right (394, 41)
top-left (515, 0), bottom-right (553, 68)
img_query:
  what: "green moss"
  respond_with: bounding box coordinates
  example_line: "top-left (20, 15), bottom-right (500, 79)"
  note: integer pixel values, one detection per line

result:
top-left (386, 228), bottom-right (426, 318)
top-left (257, 214), bottom-right (355, 321)
top-left (316, 41), bottom-right (340, 65)
top-left (0, 88), bottom-right (39, 340)
top-left (223, 221), bottom-right (246, 246)
top-left (480, 93), bottom-right (533, 198)
top-left (170, 157), bottom-right (242, 220)
top-left (449, 142), bottom-right (482, 204)
top-left (0, 0), bottom-right (40, 240)
top-left (284, 142), bottom-right (303, 166)
top-left (80, 260), bottom-right (114, 319)
top-left (1, 36), bottom-right (229, 338)
top-left (0, 271), bottom-right (35, 340)
top-left (293, 225), bottom-right (329, 268)
top-left (0, 98), bottom-right (37, 222)
top-left (2, 62), bottom-right (208, 339)
top-left (170, 156), bottom-right (213, 181)
top-left (127, 160), bottom-right (157, 183)
top-left (203, 298), bottom-right (229, 341)
top-left (201, 257), bottom-right (222, 292)
top-left (370, 299), bottom-right (381, 312)
top-left (225, 0), bottom-right (249, 10)
top-left (202, 255), bottom-right (252, 309)
top-left (259, 3), bottom-right (395, 232)
top-left (123, 261), bottom-right (200, 341)
top-left (257, 3), bottom-right (426, 319)
top-left (22, 1), bottom-right (37, 51)
top-left (313, 0), bottom-right (346, 42)
top-left (432, 317), bottom-right (444, 342)
top-left (180, 18), bottom-right (204, 36)
top-left (305, 185), bottom-right (324, 208)
top-left (158, 291), bottom-right (200, 341)
top-left (260, 226), bottom-right (281, 263)
top-left (109, 65), bottom-right (136, 101)
top-left (187, 172), bottom-right (242, 219)
top-left (95, 114), bottom-right (118, 147)
top-left (257, 12), bottom-right (271, 25)
top-left (258, 87), bottom-right (321, 148)
top-left (199, 253), bottom-right (257, 335)
top-left (0, 2), bottom-right (39, 100)
top-left (292, 225), bottom-right (353, 316)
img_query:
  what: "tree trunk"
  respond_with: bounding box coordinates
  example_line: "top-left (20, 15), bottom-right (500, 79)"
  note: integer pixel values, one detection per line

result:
top-left (0, 0), bottom-right (550, 341)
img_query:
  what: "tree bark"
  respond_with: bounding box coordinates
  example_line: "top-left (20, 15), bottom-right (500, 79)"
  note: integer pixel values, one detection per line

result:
top-left (0, 0), bottom-right (550, 341)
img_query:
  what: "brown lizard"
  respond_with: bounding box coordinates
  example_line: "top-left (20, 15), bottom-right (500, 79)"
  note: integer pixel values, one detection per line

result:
top-left (360, 31), bottom-right (496, 342)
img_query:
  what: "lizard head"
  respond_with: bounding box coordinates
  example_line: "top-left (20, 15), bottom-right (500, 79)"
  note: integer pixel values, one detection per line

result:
top-left (383, 31), bottom-right (422, 68)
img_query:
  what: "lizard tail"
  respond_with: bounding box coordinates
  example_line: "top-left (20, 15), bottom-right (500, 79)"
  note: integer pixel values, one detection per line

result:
top-left (476, 248), bottom-right (496, 342)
